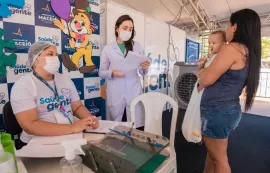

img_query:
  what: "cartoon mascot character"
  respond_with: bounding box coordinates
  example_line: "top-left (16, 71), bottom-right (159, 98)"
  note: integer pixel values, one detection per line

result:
top-left (54, 0), bottom-right (95, 73)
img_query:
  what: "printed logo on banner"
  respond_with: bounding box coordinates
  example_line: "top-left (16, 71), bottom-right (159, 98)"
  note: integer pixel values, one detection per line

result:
top-left (0, 85), bottom-right (8, 114)
top-left (89, 103), bottom-right (100, 115)
top-left (35, 0), bottom-right (57, 28)
top-left (141, 52), bottom-right (169, 92)
top-left (35, 26), bottom-right (62, 53)
top-left (92, 40), bottom-right (99, 50)
top-left (87, 0), bottom-right (100, 13)
top-left (84, 77), bottom-right (100, 99)
top-left (90, 34), bottom-right (100, 56)
top-left (91, 12), bottom-right (100, 35)
top-left (71, 78), bottom-right (84, 100)
top-left (142, 73), bottom-right (168, 93)
top-left (147, 54), bottom-right (167, 73)
top-left (6, 54), bottom-right (32, 83)
top-left (88, 0), bottom-right (99, 6)
top-left (38, 35), bottom-right (59, 46)
top-left (9, 62), bottom-right (32, 75)
top-left (62, 33), bottom-right (76, 55)
top-left (4, 22), bottom-right (35, 53)
top-left (84, 98), bottom-right (101, 116)
top-left (83, 56), bottom-right (100, 78)
top-left (4, 1), bottom-right (35, 25)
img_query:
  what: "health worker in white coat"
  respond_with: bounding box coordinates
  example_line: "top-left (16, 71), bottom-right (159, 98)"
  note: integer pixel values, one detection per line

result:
top-left (99, 15), bottom-right (150, 129)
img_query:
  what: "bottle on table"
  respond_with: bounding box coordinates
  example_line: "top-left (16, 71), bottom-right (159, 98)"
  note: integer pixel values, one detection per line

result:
top-left (60, 139), bottom-right (87, 173)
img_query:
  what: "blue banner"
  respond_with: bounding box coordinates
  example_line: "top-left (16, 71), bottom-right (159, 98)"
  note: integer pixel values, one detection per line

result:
top-left (185, 39), bottom-right (200, 62)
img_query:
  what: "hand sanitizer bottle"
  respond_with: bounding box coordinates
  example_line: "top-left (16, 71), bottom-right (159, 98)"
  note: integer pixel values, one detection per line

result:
top-left (0, 144), bottom-right (16, 173)
top-left (60, 139), bottom-right (87, 173)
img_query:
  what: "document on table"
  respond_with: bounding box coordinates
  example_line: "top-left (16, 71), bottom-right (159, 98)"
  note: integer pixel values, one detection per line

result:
top-left (120, 51), bottom-right (150, 74)
top-left (16, 133), bottom-right (83, 158)
top-left (85, 120), bottom-right (134, 134)
top-left (28, 133), bottom-right (83, 145)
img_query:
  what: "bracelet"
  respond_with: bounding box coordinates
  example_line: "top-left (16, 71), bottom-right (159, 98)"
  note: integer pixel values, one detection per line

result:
top-left (74, 105), bottom-right (83, 115)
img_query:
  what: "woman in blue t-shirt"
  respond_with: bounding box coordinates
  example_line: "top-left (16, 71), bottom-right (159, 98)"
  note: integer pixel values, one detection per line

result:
top-left (197, 9), bottom-right (261, 173)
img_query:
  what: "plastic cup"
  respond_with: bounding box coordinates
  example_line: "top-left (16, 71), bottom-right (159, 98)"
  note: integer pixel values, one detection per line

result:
top-left (1, 134), bottom-right (18, 173)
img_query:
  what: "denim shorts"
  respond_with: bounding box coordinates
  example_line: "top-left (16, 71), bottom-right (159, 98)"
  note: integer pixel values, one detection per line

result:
top-left (200, 104), bottom-right (242, 139)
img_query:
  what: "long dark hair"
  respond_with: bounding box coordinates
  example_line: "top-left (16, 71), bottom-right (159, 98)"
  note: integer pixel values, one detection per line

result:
top-left (230, 9), bottom-right (261, 111)
top-left (115, 15), bottom-right (135, 57)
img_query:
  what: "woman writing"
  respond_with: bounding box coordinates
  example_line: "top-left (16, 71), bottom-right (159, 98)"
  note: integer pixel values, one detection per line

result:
top-left (99, 15), bottom-right (150, 129)
top-left (11, 42), bottom-right (99, 149)
top-left (197, 9), bottom-right (261, 173)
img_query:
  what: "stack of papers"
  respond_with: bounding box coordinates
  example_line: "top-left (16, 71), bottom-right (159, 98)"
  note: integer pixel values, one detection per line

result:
top-left (16, 133), bottom-right (83, 158)
top-left (85, 120), bottom-right (134, 134)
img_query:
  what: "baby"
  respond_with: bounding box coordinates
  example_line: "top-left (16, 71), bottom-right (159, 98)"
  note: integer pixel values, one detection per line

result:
top-left (199, 30), bottom-right (226, 70)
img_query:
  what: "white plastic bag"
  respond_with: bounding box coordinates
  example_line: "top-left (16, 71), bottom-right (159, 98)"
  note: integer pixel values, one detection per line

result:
top-left (182, 81), bottom-right (202, 143)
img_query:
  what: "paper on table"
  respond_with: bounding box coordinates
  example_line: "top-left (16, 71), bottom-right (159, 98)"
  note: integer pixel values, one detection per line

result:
top-left (85, 120), bottom-right (134, 134)
top-left (29, 133), bottom-right (83, 145)
top-left (16, 133), bottom-right (83, 158)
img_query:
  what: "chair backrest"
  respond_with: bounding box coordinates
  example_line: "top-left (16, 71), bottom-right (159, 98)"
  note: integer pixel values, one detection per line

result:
top-left (130, 92), bottom-right (178, 147)
top-left (3, 101), bottom-right (22, 136)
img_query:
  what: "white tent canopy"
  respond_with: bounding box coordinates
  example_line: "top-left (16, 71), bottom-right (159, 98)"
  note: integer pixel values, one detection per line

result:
top-left (106, 0), bottom-right (270, 36)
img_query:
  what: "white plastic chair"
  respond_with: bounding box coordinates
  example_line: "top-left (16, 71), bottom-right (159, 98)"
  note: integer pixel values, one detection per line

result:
top-left (130, 92), bottom-right (178, 173)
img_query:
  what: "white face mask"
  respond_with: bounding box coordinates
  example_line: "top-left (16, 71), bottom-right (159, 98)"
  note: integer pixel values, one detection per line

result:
top-left (119, 30), bottom-right (132, 42)
top-left (43, 56), bottom-right (60, 74)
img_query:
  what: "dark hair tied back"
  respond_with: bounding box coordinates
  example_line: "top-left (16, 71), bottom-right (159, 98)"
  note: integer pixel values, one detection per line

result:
top-left (115, 15), bottom-right (135, 57)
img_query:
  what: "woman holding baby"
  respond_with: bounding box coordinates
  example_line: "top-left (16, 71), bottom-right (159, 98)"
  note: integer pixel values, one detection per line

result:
top-left (197, 9), bottom-right (261, 173)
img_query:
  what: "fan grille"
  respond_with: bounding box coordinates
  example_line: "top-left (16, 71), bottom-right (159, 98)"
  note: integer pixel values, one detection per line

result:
top-left (176, 73), bottom-right (197, 105)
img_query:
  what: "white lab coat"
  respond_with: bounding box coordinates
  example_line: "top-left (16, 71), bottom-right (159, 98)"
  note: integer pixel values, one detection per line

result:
top-left (99, 41), bottom-right (146, 127)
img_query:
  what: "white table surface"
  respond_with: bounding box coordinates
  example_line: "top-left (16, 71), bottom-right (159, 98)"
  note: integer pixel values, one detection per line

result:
top-left (17, 133), bottom-right (174, 173)
top-left (17, 133), bottom-right (104, 173)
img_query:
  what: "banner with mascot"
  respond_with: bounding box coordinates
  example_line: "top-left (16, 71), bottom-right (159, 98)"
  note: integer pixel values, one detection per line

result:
top-left (52, 0), bottom-right (96, 73)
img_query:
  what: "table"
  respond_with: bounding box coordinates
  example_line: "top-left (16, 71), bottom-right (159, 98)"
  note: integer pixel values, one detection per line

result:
top-left (17, 133), bottom-right (175, 173)
top-left (17, 157), bottom-right (28, 173)
top-left (17, 133), bottom-right (103, 173)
